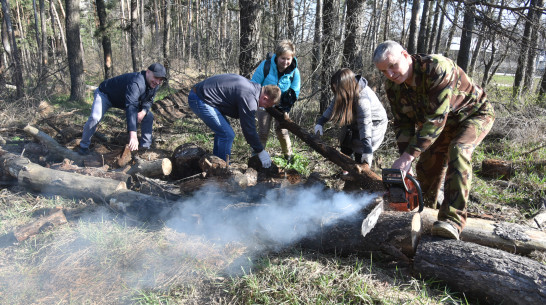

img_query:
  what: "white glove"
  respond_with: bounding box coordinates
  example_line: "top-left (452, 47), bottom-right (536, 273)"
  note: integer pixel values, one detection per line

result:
top-left (361, 153), bottom-right (373, 166)
top-left (314, 124), bottom-right (323, 136)
top-left (258, 150), bottom-right (272, 168)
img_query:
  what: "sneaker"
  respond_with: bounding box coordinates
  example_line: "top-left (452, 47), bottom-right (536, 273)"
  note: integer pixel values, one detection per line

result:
top-left (78, 147), bottom-right (90, 156)
top-left (431, 221), bottom-right (460, 240)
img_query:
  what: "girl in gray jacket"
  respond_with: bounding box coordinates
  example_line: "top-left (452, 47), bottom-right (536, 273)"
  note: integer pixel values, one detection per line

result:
top-left (314, 68), bottom-right (388, 166)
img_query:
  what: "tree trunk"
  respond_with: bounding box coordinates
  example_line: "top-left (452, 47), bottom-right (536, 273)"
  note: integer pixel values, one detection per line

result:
top-left (427, 0), bottom-right (440, 53)
top-left (239, 0), bottom-right (263, 78)
top-left (456, 2), bottom-right (474, 72)
top-left (65, 0), bottom-right (85, 102)
top-left (13, 208), bottom-right (67, 241)
top-left (130, 0), bottom-right (140, 71)
top-left (443, 2), bottom-right (461, 57)
top-left (287, 0), bottom-right (295, 40)
top-left (524, 0), bottom-right (543, 93)
top-left (1, 0), bottom-right (24, 98)
top-left (311, 0), bottom-right (322, 94)
top-left (266, 107), bottom-right (383, 192)
top-left (382, 0), bottom-right (391, 41)
top-left (39, 0), bottom-right (47, 67)
top-left (513, 0), bottom-right (536, 97)
top-left (416, 0), bottom-right (429, 53)
top-left (433, 0), bottom-right (445, 54)
top-left (96, 0), bottom-right (113, 80)
top-left (341, 0), bottom-right (365, 71)
top-left (414, 235), bottom-right (546, 305)
top-left (33, 0), bottom-right (42, 73)
top-left (162, 0), bottom-right (171, 84)
top-left (406, 0), bottom-right (420, 54)
top-left (319, 0), bottom-right (335, 114)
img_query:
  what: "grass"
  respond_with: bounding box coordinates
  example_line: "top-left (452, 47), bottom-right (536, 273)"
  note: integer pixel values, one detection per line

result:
top-left (0, 70), bottom-right (545, 304)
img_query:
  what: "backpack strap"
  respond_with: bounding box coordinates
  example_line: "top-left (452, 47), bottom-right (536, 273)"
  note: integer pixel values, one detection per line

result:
top-left (261, 52), bottom-right (274, 85)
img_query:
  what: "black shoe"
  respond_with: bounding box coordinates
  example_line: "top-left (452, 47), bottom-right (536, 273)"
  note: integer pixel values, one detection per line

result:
top-left (78, 147), bottom-right (90, 156)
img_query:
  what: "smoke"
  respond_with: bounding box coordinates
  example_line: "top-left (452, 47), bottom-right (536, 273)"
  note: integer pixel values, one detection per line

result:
top-left (166, 183), bottom-right (378, 251)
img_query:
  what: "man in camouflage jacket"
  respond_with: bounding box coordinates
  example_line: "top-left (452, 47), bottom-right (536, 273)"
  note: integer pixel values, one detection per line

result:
top-left (373, 40), bottom-right (495, 240)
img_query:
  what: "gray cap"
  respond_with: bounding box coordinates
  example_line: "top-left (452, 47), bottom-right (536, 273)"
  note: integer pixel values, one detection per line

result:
top-left (147, 63), bottom-right (167, 79)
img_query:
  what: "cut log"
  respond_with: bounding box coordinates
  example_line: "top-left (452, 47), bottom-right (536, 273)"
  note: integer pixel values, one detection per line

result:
top-left (170, 143), bottom-right (207, 179)
top-left (126, 157), bottom-right (173, 177)
top-left (23, 124), bottom-right (88, 165)
top-left (152, 89), bottom-right (193, 123)
top-left (0, 149), bottom-right (126, 203)
top-left (13, 208), bottom-right (68, 241)
top-left (414, 235), bottom-right (546, 305)
top-left (481, 158), bottom-right (546, 180)
top-left (420, 207), bottom-right (546, 255)
top-left (266, 107), bottom-right (383, 192)
top-left (49, 159), bottom-right (132, 185)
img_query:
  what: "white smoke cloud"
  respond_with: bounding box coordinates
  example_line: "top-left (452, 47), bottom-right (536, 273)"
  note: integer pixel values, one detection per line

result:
top-left (166, 183), bottom-right (378, 251)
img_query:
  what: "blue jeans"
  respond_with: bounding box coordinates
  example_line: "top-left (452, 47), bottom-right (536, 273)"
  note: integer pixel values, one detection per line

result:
top-left (81, 89), bottom-right (153, 149)
top-left (188, 91), bottom-right (234, 161)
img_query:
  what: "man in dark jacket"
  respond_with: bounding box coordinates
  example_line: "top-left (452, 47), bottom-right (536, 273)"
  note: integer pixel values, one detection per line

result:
top-left (79, 63), bottom-right (166, 155)
top-left (189, 74), bottom-right (281, 168)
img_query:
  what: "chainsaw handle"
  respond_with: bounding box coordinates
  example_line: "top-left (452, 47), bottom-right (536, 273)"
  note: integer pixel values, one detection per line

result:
top-left (406, 174), bottom-right (424, 212)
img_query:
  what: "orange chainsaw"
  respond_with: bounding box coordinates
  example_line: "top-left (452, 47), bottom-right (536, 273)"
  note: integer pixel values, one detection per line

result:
top-left (382, 168), bottom-right (424, 212)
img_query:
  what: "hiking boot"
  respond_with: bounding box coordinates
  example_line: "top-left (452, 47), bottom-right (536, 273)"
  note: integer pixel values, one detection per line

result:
top-left (78, 147), bottom-right (90, 156)
top-left (431, 221), bottom-right (460, 240)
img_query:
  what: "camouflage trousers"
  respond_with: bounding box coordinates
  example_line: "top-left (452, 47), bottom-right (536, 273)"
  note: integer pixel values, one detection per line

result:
top-left (257, 108), bottom-right (292, 156)
top-left (416, 101), bottom-right (495, 232)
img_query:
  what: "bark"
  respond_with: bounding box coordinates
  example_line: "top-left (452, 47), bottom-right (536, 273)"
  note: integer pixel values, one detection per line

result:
top-left (433, 0), bottom-right (445, 54)
top-left (287, 0), bottom-right (295, 41)
top-left (414, 235), bottom-right (546, 305)
top-left (49, 160), bottom-right (133, 185)
top-left (266, 107), bottom-right (383, 192)
top-left (481, 158), bottom-right (546, 180)
top-left (125, 157), bottom-right (173, 178)
top-left (33, 0), bottom-right (42, 71)
top-left (406, 0), bottom-right (421, 54)
top-left (151, 89), bottom-right (193, 123)
top-left (162, 0), bottom-right (171, 83)
top-left (65, 0), bottom-right (85, 102)
top-left (39, 0), bottom-right (47, 67)
top-left (239, 0), bottom-right (263, 78)
top-left (427, 0), bottom-right (440, 53)
top-left (416, 0), bottom-right (429, 54)
top-left (130, 0), bottom-right (140, 71)
top-left (1, 0), bottom-right (24, 98)
top-left (524, 0), bottom-right (543, 93)
top-left (513, 0), bottom-right (536, 97)
top-left (456, 2), bottom-right (475, 72)
top-left (96, 0), bottom-right (113, 80)
top-left (51, 0), bottom-right (67, 55)
top-left (443, 2), bottom-right (461, 57)
top-left (319, 0), bottom-right (335, 114)
top-left (23, 124), bottom-right (87, 166)
top-left (311, 0), bottom-right (322, 93)
top-left (13, 208), bottom-right (67, 241)
top-left (341, 0), bottom-right (365, 71)
top-left (382, 0), bottom-right (391, 41)
top-left (419, 207), bottom-right (546, 255)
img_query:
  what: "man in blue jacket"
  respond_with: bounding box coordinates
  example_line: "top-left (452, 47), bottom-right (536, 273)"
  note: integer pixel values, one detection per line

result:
top-left (79, 63), bottom-right (166, 155)
top-left (189, 74), bottom-right (281, 168)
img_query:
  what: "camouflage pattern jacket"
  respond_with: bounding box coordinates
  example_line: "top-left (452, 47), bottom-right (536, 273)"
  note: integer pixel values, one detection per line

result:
top-left (385, 54), bottom-right (488, 158)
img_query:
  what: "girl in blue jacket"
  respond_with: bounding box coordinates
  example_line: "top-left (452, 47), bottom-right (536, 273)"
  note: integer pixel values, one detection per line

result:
top-left (251, 40), bottom-right (301, 161)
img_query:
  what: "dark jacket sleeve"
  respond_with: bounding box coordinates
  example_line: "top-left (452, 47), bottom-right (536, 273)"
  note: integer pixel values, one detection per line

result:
top-left (238, 97), bottom-right (264, 153)
top-left (125, 81), bottom-right (145, 132)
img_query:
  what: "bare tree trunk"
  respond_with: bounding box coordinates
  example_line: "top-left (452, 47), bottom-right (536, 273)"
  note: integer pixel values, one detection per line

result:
top-left (130, 0), bottom-right (140, 71)
top-left (162, 0), bottom-right (171, 84)
top-left (382, 0), bottom-right (391, 41)
top-left (39, 0), bottom-right (47, 67)
top-left (342, 0), bottom-right (365, 71)
top-left (287, 0), bottom-right (295, 40)
top-left (427, 0), bottom-right (440, 53)
top-left (443, 2), bottom-right (461, 57)
top-left (1, 0), bottom-right (24, 98)
top-left (65, 0), bottom-right (85, 102)
top-left (456, 2), bottom-right (474, 72)
top-left (320, 0), bottom-right (335, 114)
top-left (51, 0), bottom-right (67, 55)
top-left (33, 0), bottom-right (42, 73)
top-left (406, 0), bottom-right (420, 54)
top-left (96, 0), bottom-right (113, 80)
top-left (524, 0), bottom-right (543, 93)
top-left (312, 0), bottom-right (322, 93)
top-left (513, 0), bottom-right (537, 97)
top-left (399, 0), bottom-right (408, 44)
top-left (416, 0), bottom-right (429, 53)
top-left (239, 0), bottom-right (263, 78)
top-left (433, 0), bottom-right (446, 54)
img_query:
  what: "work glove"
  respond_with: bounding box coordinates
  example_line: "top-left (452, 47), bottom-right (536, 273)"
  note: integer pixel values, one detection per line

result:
top-left (314, 124), bottom-right (323, 136)
top-left (361, 153), bottom-right (373, 166)
top-left (276, 88), bottom-right (297, 113)
top-left (258, 150), bottom-right (272, 168)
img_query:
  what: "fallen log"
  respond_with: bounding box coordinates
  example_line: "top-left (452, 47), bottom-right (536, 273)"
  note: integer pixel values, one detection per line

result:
top-left (419, 207), bottom-right (546, 255)
top-left (266, 107), bottom-right (383, 192)
top-left (126, 156), bottom-right (173, 177)
top-left (49, 159), bottom-right (133, 185)
top-left (481, 158), bottom-right (546, 180)
top-left (414, 235), bottom-right (546, 305)
top-left (23, 124), bottom-right (87, 166)
top-left (13, 208), bottom-right (68, 241)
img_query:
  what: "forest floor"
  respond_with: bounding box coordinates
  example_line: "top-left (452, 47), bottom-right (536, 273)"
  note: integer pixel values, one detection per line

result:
top-left (0, 74), bottom-right (545, 304)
